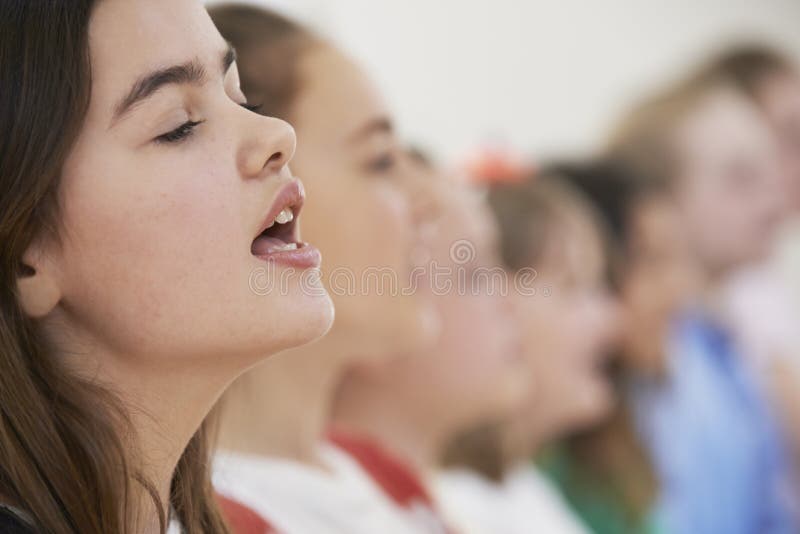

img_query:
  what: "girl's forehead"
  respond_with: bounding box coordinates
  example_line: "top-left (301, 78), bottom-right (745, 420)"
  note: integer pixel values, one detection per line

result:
top-left (87, 0), bottom-right (225, 105)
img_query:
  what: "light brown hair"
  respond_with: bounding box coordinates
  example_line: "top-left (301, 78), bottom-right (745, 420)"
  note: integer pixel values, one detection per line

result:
top-left (705, 44), bottom-right (794, 101)
top-left (607, 57), bottom-right (757, 187)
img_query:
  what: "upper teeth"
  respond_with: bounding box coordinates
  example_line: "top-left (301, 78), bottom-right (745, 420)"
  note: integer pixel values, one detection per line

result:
top-left (265, 207), bottom-right (294, 230)
top-left (275, 207), bottom-right (294, 225)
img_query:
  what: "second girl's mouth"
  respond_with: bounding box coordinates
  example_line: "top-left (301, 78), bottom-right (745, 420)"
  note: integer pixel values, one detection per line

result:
top-left (252, 180), bottom-right (321, 269)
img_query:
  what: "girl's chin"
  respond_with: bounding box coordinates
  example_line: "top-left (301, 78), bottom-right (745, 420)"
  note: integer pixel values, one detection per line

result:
top-left (414, 302), bottom-right (442, 348)
top-left (579, 385), bottom-right (615, 421)
top-left (268, 298), bottom-right (336, 352)
top-left (303, 297), bottom-right (336, 340)
top-left (378, 302), bottom-right (441, 354)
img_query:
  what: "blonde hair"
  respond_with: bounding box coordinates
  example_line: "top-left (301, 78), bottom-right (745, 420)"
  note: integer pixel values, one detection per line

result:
top-left (607, 62), bottom-right (747, 186)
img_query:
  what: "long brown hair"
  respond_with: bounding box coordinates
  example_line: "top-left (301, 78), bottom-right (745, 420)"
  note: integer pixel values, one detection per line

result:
top-left (0, 4), bottom-right (228, 533)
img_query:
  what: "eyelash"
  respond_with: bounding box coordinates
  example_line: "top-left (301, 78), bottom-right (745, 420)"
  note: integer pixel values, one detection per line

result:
top-left (155, 120), bottom-right (204, 144)
top-left (154, 102), bottom-right (263, 144)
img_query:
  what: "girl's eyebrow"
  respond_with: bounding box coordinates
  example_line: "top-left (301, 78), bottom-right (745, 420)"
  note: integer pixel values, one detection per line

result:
top-left (349, 117), bottom-right (394, 144)
top-left (110, 43), bottom-right (236, 127)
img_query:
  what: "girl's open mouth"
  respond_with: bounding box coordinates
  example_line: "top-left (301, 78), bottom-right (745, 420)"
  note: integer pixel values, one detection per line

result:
top-left (252, 180), bottom-right (321, 269)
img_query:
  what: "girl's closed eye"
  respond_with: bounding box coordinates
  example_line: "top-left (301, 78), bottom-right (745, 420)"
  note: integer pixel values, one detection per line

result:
top-left (155, 120), bottom-right (204, 144)
top-left (154, 103), bottom-right (262, 145)
top-left (367, 151), bottom-right (398, 175)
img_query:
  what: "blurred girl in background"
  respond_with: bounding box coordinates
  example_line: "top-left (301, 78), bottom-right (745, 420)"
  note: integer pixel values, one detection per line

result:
top-left (712, 46), bottom-right (800, 199)
top-left (610, 61), bottom-right (796, 534)
top-left (209, 5), bottom-right (446, 533)
top-left (0, 1), bottom-right (332, 532)
top-left (434, 168), bottom-right (621, 534)
top-left (541, 161), bottom-right (698, 534)
top-left (711, 46), bottom-right (800, 475)
top-left (330, 160), bottom-right (528, 533)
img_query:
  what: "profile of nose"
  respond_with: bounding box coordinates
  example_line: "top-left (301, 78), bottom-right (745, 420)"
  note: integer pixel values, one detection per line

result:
top-left (240, 114), bottom-right (297, 178)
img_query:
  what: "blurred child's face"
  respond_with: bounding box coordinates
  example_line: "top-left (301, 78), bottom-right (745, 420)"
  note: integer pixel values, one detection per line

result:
top-left (289, 46), bottom-right (439, 361)
top-left (619, 196), bottom-right (699, 375)
top-left (513, 206), bottom-right (620, 440)
top-left (758, 72), bottom-right (800, 210)
top-left (675, 88), bottom-right (785, 276)
top-left (365, 180), bottom-right (527, 432)
top-left (421, 184), bottom-right (527, 427)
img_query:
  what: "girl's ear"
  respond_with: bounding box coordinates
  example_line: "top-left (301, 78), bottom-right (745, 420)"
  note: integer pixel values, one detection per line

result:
top-left (16, 241), bottom-right (62, 318)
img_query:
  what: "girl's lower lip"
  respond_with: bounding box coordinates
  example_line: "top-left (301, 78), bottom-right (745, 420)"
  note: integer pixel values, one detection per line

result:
top-left (255, 243), bottom-right (322, 269)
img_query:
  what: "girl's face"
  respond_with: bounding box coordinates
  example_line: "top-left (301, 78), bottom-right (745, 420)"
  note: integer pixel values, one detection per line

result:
top-left (287, 47), bottom-right (438, 359)
top-left (514, 206), bottom-right (620, 438)
top-left (381, 180), bottom-right (527, 430)
top-left (619, 196), bottom-right (699, 375)
top-left (26, 0), bottom-right (333, 370)
top-left (675, 88), bottom-right (786, 275)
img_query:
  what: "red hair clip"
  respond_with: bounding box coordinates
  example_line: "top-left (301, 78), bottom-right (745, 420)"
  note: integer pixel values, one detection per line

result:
top-left (462, 145), bottom-right (534, 185)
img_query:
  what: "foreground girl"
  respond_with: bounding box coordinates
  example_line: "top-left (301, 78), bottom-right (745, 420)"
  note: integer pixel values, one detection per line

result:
top-left (0, 1), bottom-right (332, 532)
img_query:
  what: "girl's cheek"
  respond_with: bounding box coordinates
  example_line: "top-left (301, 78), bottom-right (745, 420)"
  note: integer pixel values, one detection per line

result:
top-left (375, 183), bottom-right (412, 221)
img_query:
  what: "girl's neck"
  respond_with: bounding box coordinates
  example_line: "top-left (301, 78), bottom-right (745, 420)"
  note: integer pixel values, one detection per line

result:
top-left (332, 381), bottom-right (453, 476)
top-left (501, 406), bottom-right (555, 467)
top-left (217, 331), bottom-right (351, 469)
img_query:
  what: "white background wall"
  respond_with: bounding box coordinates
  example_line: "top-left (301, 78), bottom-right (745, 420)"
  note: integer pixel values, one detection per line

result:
top-left (206, 0), bottom-right (800, 164)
